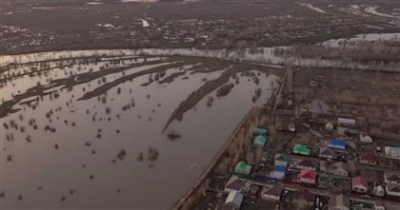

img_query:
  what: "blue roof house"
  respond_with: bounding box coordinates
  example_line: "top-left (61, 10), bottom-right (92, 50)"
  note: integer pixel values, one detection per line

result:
top-left (328, 138), bottom-right (346, 150)
top-left (253, 135), bottom-right (267, 147)
top-left (274, 165), bottom-right (286, 173)
top-left (271, 165), bottom-right (286, 180)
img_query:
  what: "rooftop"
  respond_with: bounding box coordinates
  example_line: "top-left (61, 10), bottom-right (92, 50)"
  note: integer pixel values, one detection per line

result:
top-left (386, 184), bottom-right (400, 192)
top-left (274, 165), bottom-right (286, 172)
top-left (297, 159), bottom-right (318, 168)
top-left (300, 169), bottom-right (317, 179)
top-left (352, 176), bottom-right (368, 187)
top-left (360, 152), bottom-right (376, 162)
top-left (328, 138), bottom-right (346, 147)
top-left (261, 185), bottom-right (283, 197)
top-left (293, 144), bottom-right (311, 153)
top-left (385, 171), bottom-right (400, 182)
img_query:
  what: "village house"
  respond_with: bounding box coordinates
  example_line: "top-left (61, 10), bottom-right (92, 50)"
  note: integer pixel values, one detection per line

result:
top-left (359, 152), bottom-right (377, 165)
top-left (275, 154), bottom-right (289, 167)
top-left (326, 122), bottom-right (334, 130)
top-left (360, 132), bottom-right (373, 143)
top-left (385, 183), bottom-right (400, 197)
top-left (253, 135), bottom-right (267, 147)
top-left (328, 139), bottom-right (346, 150)
top-left (260, 151), bottom-right (270, 163)
top-left (224, 190), bottom-right (243, 210)
top-left (224, 176), bottom-right (244, 193)
top-left (373, 185), bottom-right (385, 197)
top-left (352, 176), bottom-right (368, 193)
top-left (293, 144), bottom-right (311, 156)
top-left (234, 160), bottom-right (252, 175)
top-left (319, 147), bottom-right (337, 160)
top-left (299, 169), bottom-right (317, 184)
top-left (271, 165), bottom-right (286, 180)
top-left (329, 162), bottom-right (349, 177)
top-left (292, 190), bottom-right (316, 208)
top-left (296, 159), bottom-right (318, 171)
top-left (337, 127), bottom-right (349, 136)
top-left (253, 127), bottom-right (267, 135)
top-left (260, 185), bottom-right (282, 201)
top-left (328, 194), bottom-right (350, 210)
top-left (384, 146), bottom-right (400, 160)
top-left (384, 171), bottom-right (400, 185)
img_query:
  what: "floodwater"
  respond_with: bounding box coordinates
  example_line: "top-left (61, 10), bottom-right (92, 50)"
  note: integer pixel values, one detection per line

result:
top-left (0, 52), bottom-right (279, 209)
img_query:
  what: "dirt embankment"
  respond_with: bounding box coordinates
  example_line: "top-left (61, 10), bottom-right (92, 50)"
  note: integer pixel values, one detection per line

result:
top-left (78, 61), bottom-right (190, 100)
top-left (162, 62), bottom-right (279, 133)
top-left (0, 58), bottom-right (176, 118)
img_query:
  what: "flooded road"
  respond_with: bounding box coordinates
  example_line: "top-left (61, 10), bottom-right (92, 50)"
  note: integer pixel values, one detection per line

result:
top-left (0, 51), bottom-right (279, 209)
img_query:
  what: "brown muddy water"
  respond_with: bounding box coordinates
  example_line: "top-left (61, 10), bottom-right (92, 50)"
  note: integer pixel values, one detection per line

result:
top-left (0, 50), bottom-right (279, 209)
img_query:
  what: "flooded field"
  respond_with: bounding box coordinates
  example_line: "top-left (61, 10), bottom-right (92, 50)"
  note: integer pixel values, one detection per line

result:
top-left (0, 51), bottom-right (280, 209)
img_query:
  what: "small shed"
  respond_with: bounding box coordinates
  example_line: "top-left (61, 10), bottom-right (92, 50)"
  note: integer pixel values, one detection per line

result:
top-left (261, 151), bottom-right (271, 163)
top-left (253, 127), bottom-right (267, 135)
top-left (329, 194), bottom-right (350, 210)
top-left (337, 117), bottom-right (356, 126)
top-left (234, 160), bottom-right (252, 175)
top-left (288, 122), bottom-right (296, 132)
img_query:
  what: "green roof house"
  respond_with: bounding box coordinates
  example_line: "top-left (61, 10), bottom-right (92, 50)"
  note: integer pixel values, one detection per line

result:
top-left (253, 135), bottom-right (267, 147)
top-left (293, 144), bottom-right (311, 155)
top-left (234, 160), bottom-right (252, 175)
top-left (253, 127), bottom-right (268, 135)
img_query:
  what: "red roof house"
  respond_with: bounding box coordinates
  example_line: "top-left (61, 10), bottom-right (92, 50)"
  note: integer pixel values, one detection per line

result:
top-left (359, 152), bottom-right (376, 165)
top-left (299, 169), bottom-right (317, 184)
top-left (352, 176), bottom-right (368, 193)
